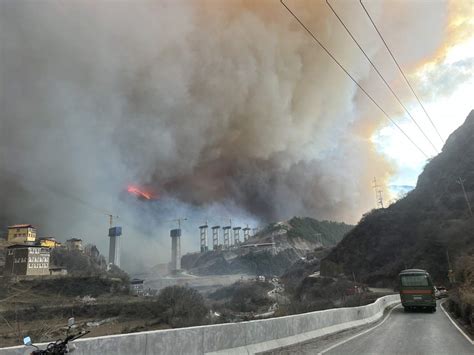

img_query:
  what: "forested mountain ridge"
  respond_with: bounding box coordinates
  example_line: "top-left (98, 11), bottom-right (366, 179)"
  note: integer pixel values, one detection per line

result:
top-left (322, 110), bottom-right (474, 286)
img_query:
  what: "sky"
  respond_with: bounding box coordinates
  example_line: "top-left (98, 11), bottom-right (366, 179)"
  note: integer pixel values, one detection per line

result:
top-left (371, 6), bottom-right (473, 200)
top-left (0, 0), bottom-right (472, 272)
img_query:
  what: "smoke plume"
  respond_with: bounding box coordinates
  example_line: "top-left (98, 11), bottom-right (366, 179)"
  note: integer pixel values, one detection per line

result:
top-left (0, 0), bottom-right (467, 271)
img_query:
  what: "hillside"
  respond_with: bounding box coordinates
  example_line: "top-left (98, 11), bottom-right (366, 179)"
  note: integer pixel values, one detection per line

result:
top-left (182, 217), bottom-right (353, 276)
top-left (322, 110), bottom-right (474, 286)
top-left (253, 217), bottom-right (353, 248)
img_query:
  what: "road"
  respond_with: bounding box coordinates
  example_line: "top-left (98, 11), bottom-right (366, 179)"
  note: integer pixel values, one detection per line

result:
top-left (271, 301), bottom-right (473, 355)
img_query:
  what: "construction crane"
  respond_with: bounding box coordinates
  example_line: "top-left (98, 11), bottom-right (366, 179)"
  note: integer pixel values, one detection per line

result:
top-left (107, 214), bottom-right (120, 227)
top-left (170, 218), bottom-right (187, 229)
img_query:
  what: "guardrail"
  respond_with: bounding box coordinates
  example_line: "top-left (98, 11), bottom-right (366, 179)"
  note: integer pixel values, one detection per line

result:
top-left (1, 294), bottom-right (400, 355)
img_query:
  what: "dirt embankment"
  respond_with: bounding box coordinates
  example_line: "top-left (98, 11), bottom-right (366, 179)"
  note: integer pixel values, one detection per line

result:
top-left (0, 276), bottom-right (159, 347)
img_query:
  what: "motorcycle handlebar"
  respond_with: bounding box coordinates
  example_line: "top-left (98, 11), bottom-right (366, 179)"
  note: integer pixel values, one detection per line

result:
top-left (30, 330), bottom-right (90, 355)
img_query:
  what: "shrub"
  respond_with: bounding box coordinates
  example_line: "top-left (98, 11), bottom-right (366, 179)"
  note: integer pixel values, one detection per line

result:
top-left (156, 286), bottom-right (208, 327)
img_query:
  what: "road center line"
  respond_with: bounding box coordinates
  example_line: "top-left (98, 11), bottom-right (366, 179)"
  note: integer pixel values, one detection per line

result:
top-left (317, 303), bottom-right (401, 355)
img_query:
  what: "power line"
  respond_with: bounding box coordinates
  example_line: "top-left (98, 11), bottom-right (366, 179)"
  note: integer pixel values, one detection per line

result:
top-left (279, 0), bottom-right (429, 159)
top-left (326, 0), bottom-right (439, 155)
top-left (359, 0), bottom-right (445, 145)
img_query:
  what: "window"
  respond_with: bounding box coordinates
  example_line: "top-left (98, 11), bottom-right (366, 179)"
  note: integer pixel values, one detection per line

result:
top-left (401, 275), bottom-right (429, 287)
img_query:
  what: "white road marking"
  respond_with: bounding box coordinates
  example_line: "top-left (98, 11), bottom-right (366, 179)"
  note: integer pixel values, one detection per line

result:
top-left (440, 300), bottom-right (474, 345)
top-left (317, 303), bottom-right (401, 355)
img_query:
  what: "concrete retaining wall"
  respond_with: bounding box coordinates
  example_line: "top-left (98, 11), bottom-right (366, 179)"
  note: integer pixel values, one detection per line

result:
top-left (1, 294), bottom-right (400, 355)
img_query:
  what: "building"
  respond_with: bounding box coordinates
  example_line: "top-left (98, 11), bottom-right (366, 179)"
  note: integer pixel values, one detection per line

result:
top-left (7, 224), bottom-right (36, 243)
top-left (66, 238), bottom-right (83, 251)
top-left (49, 266), bottom-right (68, 276)
top-left (130, 278), bottom-right (145, 296)
top-left (38, 237), bottom-right (62, 249)
top-left (4, 245), bottom-right (50, 276)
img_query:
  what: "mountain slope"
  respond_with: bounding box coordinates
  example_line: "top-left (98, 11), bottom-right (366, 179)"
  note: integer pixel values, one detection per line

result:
top-left (322, 110), bottom-right (474, 286)
top-left (182, 217), bottom-right (353, 276)
top-left (246, 217), bottom-right (353, 249)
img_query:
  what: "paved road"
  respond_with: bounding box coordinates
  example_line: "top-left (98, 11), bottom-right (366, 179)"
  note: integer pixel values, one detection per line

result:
top-left (275, 301), bottom-right (473, 355)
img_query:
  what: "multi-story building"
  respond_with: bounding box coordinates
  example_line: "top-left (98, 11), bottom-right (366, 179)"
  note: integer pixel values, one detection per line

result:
top-left (66, 238), bottom-right (83, 251)
top-left (7, 224), bottom-right (36, 243)
top-left (38, 236), bottom-right (62, 248)
top-left (4, 245), bottom-right (50, 276)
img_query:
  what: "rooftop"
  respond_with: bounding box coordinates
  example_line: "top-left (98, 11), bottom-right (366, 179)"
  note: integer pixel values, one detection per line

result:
top-left (399, 269), bottom-right (428, 274)
top-left (39, 236), bottom-right (57, 241)
top-left (7, 244), bottom-right (42, 249)
top-left (8, 224), bottom-right (35, 229)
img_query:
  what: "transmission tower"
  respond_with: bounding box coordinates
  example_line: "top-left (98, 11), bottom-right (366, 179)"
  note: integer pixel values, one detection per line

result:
top-left (372, 177), bottom-right (384, 209)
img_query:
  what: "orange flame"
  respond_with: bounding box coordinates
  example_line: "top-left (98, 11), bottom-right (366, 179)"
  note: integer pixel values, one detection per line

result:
top-left (127, 185), bottom-right (156, 200)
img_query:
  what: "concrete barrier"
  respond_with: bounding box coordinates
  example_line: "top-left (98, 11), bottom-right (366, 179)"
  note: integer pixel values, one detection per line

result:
top-left (0, 294), bottom-right (400, 355)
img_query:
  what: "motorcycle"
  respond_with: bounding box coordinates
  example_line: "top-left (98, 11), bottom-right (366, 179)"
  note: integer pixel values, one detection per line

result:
top-left (23, 317), bottom-right (90, 355)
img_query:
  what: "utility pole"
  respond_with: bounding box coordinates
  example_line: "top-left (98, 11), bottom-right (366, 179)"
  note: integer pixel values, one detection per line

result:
top-left (372, 177), bottom-right (384, 209)
top-left (447, 250), bottom-right (455, 284)
top-left (457, 177), bottom-right (473, 217)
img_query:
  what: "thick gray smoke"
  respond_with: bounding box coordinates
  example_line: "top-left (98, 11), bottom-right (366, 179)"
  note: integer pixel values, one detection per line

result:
top-left (0, 0), bottom-right (453, 271)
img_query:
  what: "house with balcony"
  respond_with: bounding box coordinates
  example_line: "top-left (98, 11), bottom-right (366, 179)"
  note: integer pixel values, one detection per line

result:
top-left (7, 224), bottom-right (37, 244)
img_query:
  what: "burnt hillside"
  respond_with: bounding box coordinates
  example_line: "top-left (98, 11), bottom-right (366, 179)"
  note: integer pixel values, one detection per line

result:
top-left (322, 110), bottom-right (474, 286)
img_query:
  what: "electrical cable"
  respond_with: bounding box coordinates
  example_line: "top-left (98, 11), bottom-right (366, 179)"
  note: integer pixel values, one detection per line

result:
top-left (359, 0), bottom-right (445, 144)
top-left (280, 0), bottom-right (430, 159)
top-left (326, 0), bottom-right (439, 155)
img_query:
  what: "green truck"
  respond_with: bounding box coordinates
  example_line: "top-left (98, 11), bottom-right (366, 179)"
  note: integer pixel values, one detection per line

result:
top-left (399, 269), bottom-right (437, 312)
